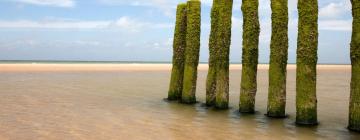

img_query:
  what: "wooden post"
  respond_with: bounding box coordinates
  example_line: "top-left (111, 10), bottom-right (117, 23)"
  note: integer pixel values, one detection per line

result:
top-left (239, 0), bottom-right (260, 113)
top-left (349, 0), bottom-right (360, 132)
top-left (206, 0), bottom-right (220, 106)
top-left (214, 0), bottom-right (233, 109)
top-left (168, 3), bottom-right (187, 100)
top-left (296, 0), bottom-right (318, 125)
top-left (206, 0), bottom-right (233, 109)
top-left (267, 0), bottom-right (288, 117)
top-left (182, 0), bottom-right (201, 104)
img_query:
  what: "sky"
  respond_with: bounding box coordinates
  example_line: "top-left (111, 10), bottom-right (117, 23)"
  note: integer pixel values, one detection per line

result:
top-left (0, 0), bottom-right (353, 64)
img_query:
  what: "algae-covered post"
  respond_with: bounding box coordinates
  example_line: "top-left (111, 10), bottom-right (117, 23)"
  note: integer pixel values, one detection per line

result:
top-left (182, 0), bottom-right (201, 104)
top-left (349, 0), bottom-right (360, 132)
top-left (267, 0), bottom-right (288, 118)
top-left (239, 0), bottom-right (260, 113)
top-left (206, 0), bottom-right (233, 109)
top-left (206, 0), bottom-right (220, 107)
top-left (168, 3), bottom-right (187, 100)
top-left (214, 0), bottom-right (233, 109)
top-left (296, 0), bottom-right (318, 125)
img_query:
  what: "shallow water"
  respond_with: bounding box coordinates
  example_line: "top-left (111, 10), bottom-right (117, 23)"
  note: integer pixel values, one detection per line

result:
top-left (0, 68), bottom-right (359, 139)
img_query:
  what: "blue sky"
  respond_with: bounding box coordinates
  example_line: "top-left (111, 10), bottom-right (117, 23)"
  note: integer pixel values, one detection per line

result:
top-left (0, 0), bottom-right (353, 64)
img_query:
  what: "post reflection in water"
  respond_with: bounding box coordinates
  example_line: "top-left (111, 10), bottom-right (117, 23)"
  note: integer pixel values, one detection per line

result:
top-left (0, 67), bottom-right (359, 139)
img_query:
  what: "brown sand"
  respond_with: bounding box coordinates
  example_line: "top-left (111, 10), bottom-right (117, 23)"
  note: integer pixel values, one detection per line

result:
top-left (0, 64), bottom-right (351, 72)
top-left (0, 64), bottom-right (358, 140)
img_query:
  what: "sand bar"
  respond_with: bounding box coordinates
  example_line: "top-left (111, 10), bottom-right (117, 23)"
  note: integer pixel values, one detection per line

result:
top-left (0, 64), bottom-right (351, 72)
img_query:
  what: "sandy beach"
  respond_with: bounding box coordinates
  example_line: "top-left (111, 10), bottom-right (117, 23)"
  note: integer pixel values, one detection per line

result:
top-left (0, 64), bottom-right (351, 72)
top-left (0, 63), bottom-right (358, 139)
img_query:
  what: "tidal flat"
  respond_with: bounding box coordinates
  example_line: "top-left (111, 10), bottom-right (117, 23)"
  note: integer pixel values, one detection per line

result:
top-left (0, 64), bottom-right (359, 139)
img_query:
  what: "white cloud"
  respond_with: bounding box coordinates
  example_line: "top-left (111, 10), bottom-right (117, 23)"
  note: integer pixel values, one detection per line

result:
top-left (98, 0), bottom-right (184, 16)
top-left (0, 17), bottom-right (173, 32)
top-left (319, 2), bottom-right (351, 19)
top-left (109, 16), bottom-right (173, 32)
top-left (98, 0), bottom-right (181, 6)
top-left (73, 40), bottom-right (101, 46)
top-left (12, 39), bottom-right (39, 46)
top-left (151, 40), bottom-right (172, 50)
top-left (319, 20), bottom-right (352, 31)
top-left (0, 20), bottom-right (109, 29)
top-left (109, 17), bottom-right (146, 32)
top-left (12, 0), bottom-right (75, 8)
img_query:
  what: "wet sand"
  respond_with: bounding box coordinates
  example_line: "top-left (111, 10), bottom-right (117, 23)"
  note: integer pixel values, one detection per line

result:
top-left (0, 64), bottom-right (350, 71)
top-left (0, 64), bottom-right (359, 139)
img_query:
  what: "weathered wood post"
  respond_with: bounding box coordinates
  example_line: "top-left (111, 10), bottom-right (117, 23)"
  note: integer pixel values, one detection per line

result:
top-left (168, 3), bottom-right (187, 100)
top-left (214, 0), bottom-right (233, 109)
top-left (206, 0), bottom-right (233, 109)
top-left (206, 0), bottom-right (220, 106)
top-left (239, 0), bottom-right (260, 113)
top-left (267, 0), bottom-right (288, 117)
top-left (296, 0), bottom-right (318, 125)
top-left (182, 0), bottom-right (201, 104)
top-left (349, 0), bottom-right (360, 132)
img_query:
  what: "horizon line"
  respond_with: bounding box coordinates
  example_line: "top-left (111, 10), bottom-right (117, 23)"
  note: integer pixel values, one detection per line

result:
top-left (0, 60), bottom-right (351, 65)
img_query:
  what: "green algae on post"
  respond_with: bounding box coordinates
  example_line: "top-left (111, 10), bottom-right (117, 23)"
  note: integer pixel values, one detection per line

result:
top-left (206, 0), bottom-right (220, 107)
top-left (349, 0), bottom-right (360, 132)
top-left (168, 3), bottom-right (187, 101)
top-left (181, 0), bottom-right (201, 104)
top-left (239, 0), bottom-right (260, 113)
top-left (296, 0), bottom-right (318, 125)
top-left (206, 0), bottom-right (233, 109)
top-left (267, 0), bottom-right (288, 117)
top-left (214, 0), bottom-right (233, 109)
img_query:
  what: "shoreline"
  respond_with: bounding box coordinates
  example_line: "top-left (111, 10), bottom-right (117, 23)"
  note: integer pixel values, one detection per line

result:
top-left (0, 64), bottom-right (351, 72)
